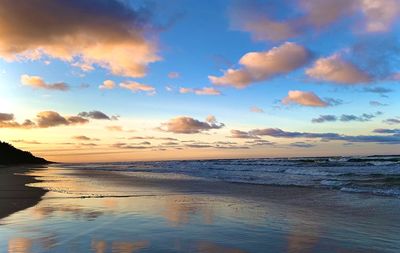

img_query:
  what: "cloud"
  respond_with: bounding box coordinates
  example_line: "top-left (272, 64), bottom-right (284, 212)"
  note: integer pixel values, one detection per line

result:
top-left (0, 113), bottom-right (35, 129)
top-left (373, 128), bottom-right (400, 134)
top-left (299, 0), bottom-right (355, 28)
top-left (229, 129), bottom-right (259, 139)
top-left (383, 118), bottom-right (400, 125)
top-left (306, 54), bottom-right (371, 84)
top-left (194, 87), bottom-right (221, 96)
top-left (250, 106), bottom-right (264, 113)
top-left (12, 139), bottom-right (42, 145)
top-left (128, 136), bottom-right (178, 141)
top-left (205, 115), bottom-right (217, 124)
top-left (112, 142), bottom-right (150, 149)
top-left (248, 128), bottom-right (340, 139)
top-left (245, 139), bottom-right (275, 146)
top-left (232, 127), bottom-right (400, 144)
top-left (312, 112), bottom-right (379, 123)
top-left (120, 81), bottom-right (156, 95)
top-left (0, 110), bottom-right (102, 129)
top-left (36, 111), bottom-right (88, 128)
top-left (106, 125), bottom-right (124, 132)
top-left (0, 0), bottom-right (160, 77)
top-left (99, 80), bottom-right (115, 90)
top-left (168, 72), bottom-right (180, 79)
top-left (229, 0), bottom-right (348, 42)
top-left (289, 142), bottom-right (316, 148)
top-left (340, 113), bottom-right (375, 122)
top-left (209, 42), bottom-right (311, 88)
top-left (364, 87), bottom-right (393, 95)
top-left (312, 115), bottom-right (337, 123)
top-left (72, 136), bottom-right (100, 141)
top-left (78, 111), bottom-right (112, 120)
top-left (369, 101), bottom-right (387, 106)
top-left (179, 87), bottom-right (193, 94)
top-left (160, 116), bottom-right (224, 134)
top-left (230, 0), bottom-right (399, 44)
top-left (0, 113), bottom-right (14, 121)
top-left (21, 74), bottom-right (69, 91)
top-left (179, 87), bottom-right (221, 96)
top-left (282, 90), bottom-right (329, 107)
top-left (360, 0), bottom-right (400, 32)
top-left (230, 3), bottom-right (298, 41)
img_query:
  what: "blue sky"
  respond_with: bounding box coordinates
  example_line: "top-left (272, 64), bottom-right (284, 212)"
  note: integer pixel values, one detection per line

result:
top-left (0, 0), bottom-right (400, 162)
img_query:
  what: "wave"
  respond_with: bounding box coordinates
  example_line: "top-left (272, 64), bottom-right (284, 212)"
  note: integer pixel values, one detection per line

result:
top-left (58, 155), bottom-right (400, 197)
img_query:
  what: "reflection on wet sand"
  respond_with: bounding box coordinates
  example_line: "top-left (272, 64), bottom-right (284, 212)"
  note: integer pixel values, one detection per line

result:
top-left (92, 239), bottom-right (149, 253)
top-left (8, 238), bottom-right (32, 253)
top-left (197, 241), bottom-right (248, 253)
top-left (161, 196), bottom-right (214, 226)
top-left (286, 222), bottom-right (321, 253)
top-left (1, 166), bottom-right (400, 253)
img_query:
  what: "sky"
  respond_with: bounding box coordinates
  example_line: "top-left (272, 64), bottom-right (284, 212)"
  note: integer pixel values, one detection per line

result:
top-left (1, 0), bottom-right (400, 162)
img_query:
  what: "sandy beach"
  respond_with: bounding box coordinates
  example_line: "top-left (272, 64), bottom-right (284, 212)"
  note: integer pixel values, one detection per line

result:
top-left (1, 164), bottom-right (399, 252)
top-left (0, 166), bottom-right (47, 220)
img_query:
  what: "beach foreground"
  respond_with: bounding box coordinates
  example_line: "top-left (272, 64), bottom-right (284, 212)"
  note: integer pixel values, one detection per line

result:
top-left (1, 163), bottom-right (400, 252)
top-left (0, 166), bottom-right (46, 220)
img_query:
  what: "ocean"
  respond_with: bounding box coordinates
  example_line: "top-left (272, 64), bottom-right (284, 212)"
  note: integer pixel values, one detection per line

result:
top-left (1, 157), bottom-right (400, 252)
top-left (59, 155), bottom-right (400, 198)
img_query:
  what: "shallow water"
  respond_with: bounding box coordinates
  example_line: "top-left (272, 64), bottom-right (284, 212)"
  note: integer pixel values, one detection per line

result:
top-left (1, 165), bottom-right (400, 252)
top-left (61, 156), bottom-right (400, 197)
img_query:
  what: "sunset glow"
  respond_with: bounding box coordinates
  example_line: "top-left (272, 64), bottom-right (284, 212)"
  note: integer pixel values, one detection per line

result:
top-left (1, 0), bottom-right (400, 162)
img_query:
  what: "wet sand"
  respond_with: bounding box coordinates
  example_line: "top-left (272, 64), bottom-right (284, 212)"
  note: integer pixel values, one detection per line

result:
top-left (1, 166), bottom-right (400, 252)
top-left (0, 166), bottom-right (47, 220)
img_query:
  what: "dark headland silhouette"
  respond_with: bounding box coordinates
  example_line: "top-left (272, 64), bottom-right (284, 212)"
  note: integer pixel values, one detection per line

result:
top-left (0, 141), bottom-right (50, 165)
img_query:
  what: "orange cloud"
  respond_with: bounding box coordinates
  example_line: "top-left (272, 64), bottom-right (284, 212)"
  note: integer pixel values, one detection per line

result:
top-left (209, 42), bottom-right (311, 88)
top-left (306, 54), bottom-right (371, 84)
top-left (179, 87), bottom-right (193, 94)
top-left (282, 90), bottom-right (328, 107)
top-left (250, 106), bottom-right (264, 113)
top-left (120, 81), bottom-right (156, 95)
top-left (168, 72), bottom-right (180, 79)
top-left (179, 87), bottom-right (221, 95)
top-left (106, 125), bottom-right (124, 132)
top-left (21, 74), bottom-right (69, 91)
top-left (0, 0), bottom-right (160, 77)
top-left (194, 87), bottom-right (221, 96)
top-left (99, 80), bottom-right (115, 90)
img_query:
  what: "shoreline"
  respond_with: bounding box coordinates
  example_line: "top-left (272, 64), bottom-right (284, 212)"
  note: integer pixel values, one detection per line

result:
top-left (1, 165), bottom-right (400, 252)
top-left (0, 166), bottom-right (47, 220)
